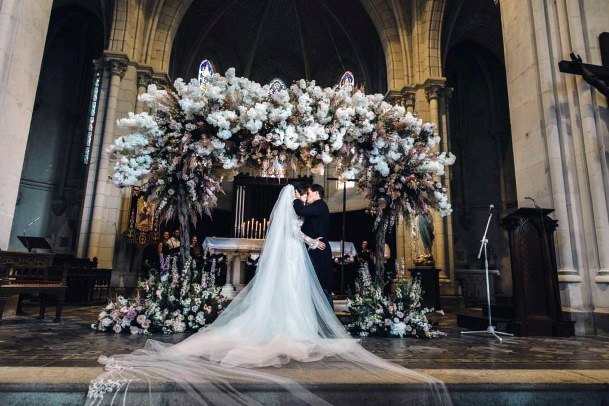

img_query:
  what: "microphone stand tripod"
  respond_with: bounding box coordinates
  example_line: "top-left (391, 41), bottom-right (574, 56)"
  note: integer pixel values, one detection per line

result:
top-left (461, 205), bottom-right (513, 342)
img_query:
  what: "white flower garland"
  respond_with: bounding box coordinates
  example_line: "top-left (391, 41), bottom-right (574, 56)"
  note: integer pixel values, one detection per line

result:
top-left (109, 68), bottom-right (456, 227)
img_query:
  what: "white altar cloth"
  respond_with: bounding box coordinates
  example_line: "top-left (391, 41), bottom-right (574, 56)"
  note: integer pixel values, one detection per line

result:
top-left (203, 237), bottom-right (357, 299)
top-left (203, 237), bottom-right (357, 258)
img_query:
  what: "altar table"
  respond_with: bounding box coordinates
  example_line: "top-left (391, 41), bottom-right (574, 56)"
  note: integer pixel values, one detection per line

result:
top-left (202, 237), bottom-right (357, 299)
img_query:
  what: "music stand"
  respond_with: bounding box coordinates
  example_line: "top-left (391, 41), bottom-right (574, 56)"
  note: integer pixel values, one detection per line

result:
top-left (17, 236), bottom-right (52, 252)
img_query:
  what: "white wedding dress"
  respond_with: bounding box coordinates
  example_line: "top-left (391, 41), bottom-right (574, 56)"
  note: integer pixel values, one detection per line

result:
top-left (87, 185), bottom-right (451, 405)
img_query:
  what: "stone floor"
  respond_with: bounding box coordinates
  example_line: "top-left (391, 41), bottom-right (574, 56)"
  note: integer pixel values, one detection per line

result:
top-left (0, 302), bottom-right (608, 371)
top-left (1, 303), bottom-right (609, 405)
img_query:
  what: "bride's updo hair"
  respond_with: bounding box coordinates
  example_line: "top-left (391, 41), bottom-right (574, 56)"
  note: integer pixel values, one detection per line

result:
top-left (294, 183), bottom-right (308, 196)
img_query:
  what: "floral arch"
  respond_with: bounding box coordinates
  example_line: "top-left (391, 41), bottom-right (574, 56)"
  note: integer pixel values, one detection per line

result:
top-left (110, 68), bottom-right (455, 280)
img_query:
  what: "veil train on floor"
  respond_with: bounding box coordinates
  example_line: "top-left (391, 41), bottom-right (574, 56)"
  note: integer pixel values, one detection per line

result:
top-left (87, 185), bottom-right (452, 405)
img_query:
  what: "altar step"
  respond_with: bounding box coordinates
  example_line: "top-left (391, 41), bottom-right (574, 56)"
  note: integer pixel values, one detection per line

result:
top-left (1, 368), bottom-right (608, 406)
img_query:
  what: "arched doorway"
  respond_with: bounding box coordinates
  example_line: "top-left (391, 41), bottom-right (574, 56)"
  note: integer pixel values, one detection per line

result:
top-left (443, 0), bottom-right (517, 298)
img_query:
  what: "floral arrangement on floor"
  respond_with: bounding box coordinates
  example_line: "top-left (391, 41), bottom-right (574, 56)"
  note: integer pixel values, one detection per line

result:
top-left (345, 262), bottom-right (446, 339)
top-left (92, 256), bottom-right (225, 334)
top-left (108, 68), bottom-right (455, 271)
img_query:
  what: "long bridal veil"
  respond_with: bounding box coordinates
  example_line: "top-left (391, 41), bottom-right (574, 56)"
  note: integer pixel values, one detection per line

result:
top-left (87, 185), bottom-right (452, 405)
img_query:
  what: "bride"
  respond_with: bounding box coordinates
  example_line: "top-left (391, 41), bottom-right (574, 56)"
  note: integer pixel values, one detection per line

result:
top-left (87, 185), bottom-right (452, 405)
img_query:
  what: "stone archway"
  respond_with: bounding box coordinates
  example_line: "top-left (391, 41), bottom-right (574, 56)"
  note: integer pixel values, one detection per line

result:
top-left (441, 0), bottom-right (517, 303)
top-left (9, 3), bottom-right (105, 253)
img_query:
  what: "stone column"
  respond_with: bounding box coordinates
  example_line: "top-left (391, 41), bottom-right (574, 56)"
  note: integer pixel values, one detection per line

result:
top-left (221, 252), bottom-right (238, 299)
top-left (562, 0), bottom-right (609, 283)
top-left (401, 88), bottom-right (416, 114)
top-left (499, 0), bottom-right (609, 333)
top-left (395, 220), bottom-right (404, 266)
top-left (385, 90), bottom-right (402, 106)
top-left (424, 80), bottom-right (450, 284)
top-left (391, 88), bottom-right (417, 267)
top-left (87, 53), bottom-right (128, 266)
top-left (135, 68), bottom-right (153, 114)
top-left (442, 86), bottom-right (457, 291)
top-left (0, 0), bottom-right (53, 249)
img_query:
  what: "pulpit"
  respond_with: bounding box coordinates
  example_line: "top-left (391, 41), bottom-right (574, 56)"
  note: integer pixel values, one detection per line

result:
top-left (501, 208), bottom-right (574, 336)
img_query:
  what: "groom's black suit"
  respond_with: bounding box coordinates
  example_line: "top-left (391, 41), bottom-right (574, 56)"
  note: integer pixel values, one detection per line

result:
top-left (293, 199), bottom-right (333, 307)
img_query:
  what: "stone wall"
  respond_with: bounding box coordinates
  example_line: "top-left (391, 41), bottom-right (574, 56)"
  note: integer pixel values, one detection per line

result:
top-left (500, 0), bottom-right (609, 334)
top-left (0, 0), bottom-right (52, 249)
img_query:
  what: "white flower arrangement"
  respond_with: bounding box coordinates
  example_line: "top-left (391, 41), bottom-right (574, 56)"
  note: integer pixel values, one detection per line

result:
top-left (92, 256), bottom-right (225, 335)
top-left (109, 69), bottom-right (455, 239)
top-left (346, 262), bottom-right (446, 339)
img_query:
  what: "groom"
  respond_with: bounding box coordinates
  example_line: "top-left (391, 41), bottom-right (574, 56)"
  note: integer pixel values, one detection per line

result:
top-left (294, 184), bottom-right (334, 309)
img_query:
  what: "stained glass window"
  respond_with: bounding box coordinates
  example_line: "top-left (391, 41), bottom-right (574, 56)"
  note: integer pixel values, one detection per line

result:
top-left (339, 71), bottom-right (355, 89)
top-left (268, 78), bottom-right (287, 94)
top-left (198, 59), bottom-right (214, 87)
top-left (83, 69), bottom-right (102, 164)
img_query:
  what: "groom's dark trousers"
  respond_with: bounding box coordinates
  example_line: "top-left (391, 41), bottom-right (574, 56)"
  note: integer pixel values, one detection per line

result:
top-left (293, 199), bottom-right (334, 310)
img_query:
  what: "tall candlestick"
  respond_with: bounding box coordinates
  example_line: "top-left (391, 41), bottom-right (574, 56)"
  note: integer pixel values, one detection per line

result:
top-left (233, 187), bottom-right (239, 237)
top-left (240, 189), bottom-right (245, 235)
top-left (257, 222), bottom-right (261, 239)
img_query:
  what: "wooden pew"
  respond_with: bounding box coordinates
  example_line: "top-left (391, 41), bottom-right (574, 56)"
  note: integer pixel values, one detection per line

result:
top-left (0, 263), bottom-right (67, 323)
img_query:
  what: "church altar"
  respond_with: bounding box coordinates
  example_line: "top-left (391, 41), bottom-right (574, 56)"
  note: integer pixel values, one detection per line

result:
top-left (203, 237), bottom-right (357, 299)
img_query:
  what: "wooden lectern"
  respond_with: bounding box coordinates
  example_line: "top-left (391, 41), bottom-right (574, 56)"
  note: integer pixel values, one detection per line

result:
top-left (501, 208), bottom-right (575, 336)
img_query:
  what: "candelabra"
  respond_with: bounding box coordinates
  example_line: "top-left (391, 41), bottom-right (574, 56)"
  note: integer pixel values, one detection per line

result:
top-left (236, 218), bottom-right (268, 239)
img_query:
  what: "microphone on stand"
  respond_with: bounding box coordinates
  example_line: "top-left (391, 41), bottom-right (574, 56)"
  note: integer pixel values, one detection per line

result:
top-left (22, 216), bottom-right (41, 252)
top-left (488, 204), bottom-right (494, 214)
top-left (525, 196), bottom-right (539, 209)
